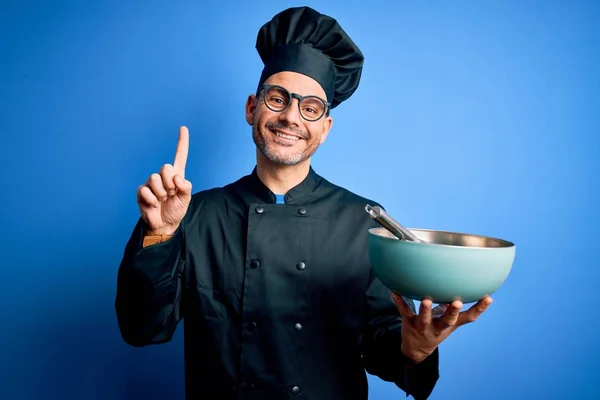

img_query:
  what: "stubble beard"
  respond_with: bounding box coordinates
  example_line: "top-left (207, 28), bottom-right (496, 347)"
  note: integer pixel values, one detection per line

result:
top-left (252, 121), bottom-right (320, 166)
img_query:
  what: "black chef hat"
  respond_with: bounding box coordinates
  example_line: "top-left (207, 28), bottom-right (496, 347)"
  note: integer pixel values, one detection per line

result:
top-left (255, 6), bottom-right (364, 109)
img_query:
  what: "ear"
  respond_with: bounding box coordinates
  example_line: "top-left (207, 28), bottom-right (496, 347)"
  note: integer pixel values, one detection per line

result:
top-left (319, 115), bottom-right (333, 144)
top-left (245, 94), bottom-right (258, 125)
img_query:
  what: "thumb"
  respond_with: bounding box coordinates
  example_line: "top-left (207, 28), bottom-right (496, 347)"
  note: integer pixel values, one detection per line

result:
top-left (174, 174), bottom-right (192, 196)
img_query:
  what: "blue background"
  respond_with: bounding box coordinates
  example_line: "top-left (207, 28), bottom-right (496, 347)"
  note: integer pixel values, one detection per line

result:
top-left (1, 0), bottom-right (598, 399)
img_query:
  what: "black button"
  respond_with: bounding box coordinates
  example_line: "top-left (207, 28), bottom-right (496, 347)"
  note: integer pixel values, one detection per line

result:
top-left (291, 386), bottom-right (300, 395)
top-left (247, 322), bottom-right (258, 331)
top-left (298, 208), bottom-right (306, 215)
top-left (294, 323), bottom-right (302, 331)
top-left (255, 206), bottom-right (264, 214)
top-left (250, 259), bottom-right (260, 269)
top-left (296, 262), bottom-right (306, 270)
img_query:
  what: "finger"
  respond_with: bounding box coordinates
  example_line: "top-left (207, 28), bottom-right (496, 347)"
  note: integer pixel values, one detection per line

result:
top-left (436, 300), bottom-right (463, 331)
top-left (147, 173), bottom-right (168, 201)
top-left (458, 296), bottom-right (493, 326)
top-left (416, 298), bottom-right (433, 330)
top-left (160, 164), bottom-right (176, 196)
top-left (173, 126), bottom-right (189, 176)
top-left (137, 185), bottom-right (160, 208)
top-left (174, 174), bottom-right (193, 196)
top-left (391, 292), bottom-right (415, 318)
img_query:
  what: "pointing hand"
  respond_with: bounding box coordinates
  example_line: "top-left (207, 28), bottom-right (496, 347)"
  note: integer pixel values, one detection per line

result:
top-left (137, 126), bottom-right (193, 235)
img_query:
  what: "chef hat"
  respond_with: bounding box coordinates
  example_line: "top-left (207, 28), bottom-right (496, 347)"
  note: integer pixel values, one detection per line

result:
top-left (255, 6), bottom-right (364, 109)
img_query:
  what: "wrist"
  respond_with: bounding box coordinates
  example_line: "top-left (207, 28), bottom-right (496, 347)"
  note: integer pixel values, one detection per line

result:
top-left (401, 346), bottom-right (428, 366)
top-left (141, 224), bottom-right (179, 248)
top-left (144, 224), bottom-right (180, 236)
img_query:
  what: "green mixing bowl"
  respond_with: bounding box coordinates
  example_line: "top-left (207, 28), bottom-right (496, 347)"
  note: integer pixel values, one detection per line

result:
top-left (368, 227), bottom-right (516, 304)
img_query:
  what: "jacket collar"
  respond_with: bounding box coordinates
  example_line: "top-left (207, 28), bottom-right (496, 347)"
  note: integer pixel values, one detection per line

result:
top-left (247, 165), bottom-right (322, 204)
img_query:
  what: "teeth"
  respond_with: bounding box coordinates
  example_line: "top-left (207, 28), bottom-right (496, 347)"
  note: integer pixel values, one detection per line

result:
top-left (275, 131), bottom-right (299, 141)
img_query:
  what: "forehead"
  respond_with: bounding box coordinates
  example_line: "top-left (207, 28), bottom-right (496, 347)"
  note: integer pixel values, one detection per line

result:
top-left (263, 71), bottom-right (326, 98)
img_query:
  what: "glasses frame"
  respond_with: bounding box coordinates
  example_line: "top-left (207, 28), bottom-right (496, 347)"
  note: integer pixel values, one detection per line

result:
top-left (259, 84), bottom-right (331, 122)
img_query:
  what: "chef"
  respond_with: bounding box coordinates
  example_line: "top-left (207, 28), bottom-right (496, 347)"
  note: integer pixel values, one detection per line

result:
top-left (115, 6), bottom-right (492, 400)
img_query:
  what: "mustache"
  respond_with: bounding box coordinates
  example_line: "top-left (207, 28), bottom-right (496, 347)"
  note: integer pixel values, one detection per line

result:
top-left (265, 122), bottom-right (308, 139)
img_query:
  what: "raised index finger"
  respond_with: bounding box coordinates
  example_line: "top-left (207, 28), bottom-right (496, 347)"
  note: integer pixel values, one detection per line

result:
top-left (173, 126), bottom-right (189, 176)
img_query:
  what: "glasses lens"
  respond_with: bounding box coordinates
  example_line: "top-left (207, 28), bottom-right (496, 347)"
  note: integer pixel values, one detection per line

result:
top-left (263, 86), bottom-right (327, 121)
top-left (264, 86), bottom-right (290, 111)
top-left (300, 97), bottom-right (326, 121)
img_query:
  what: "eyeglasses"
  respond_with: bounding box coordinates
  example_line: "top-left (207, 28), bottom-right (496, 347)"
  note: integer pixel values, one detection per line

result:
top-left (259, 84), bottom-right (330, 122)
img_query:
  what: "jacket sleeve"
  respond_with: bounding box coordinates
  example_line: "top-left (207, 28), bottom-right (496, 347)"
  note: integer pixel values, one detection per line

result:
top-left (115, 217), bottom-right (186, 347)
top-left (361, 268), bottom-right (440, 400)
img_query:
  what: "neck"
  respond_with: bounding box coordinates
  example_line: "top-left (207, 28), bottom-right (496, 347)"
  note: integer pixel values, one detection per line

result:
top-left (255, 150), bottom-right (311, 194)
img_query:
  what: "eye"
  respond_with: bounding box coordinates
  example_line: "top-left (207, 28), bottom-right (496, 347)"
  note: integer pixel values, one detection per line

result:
top-left (301, 98), bottom-right (324, 116)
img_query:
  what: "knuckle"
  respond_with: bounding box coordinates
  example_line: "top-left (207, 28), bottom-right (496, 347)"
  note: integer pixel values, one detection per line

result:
top-left (443, 320), bottom-right (456, 329)
top-left (149, 176), bottom-right (165, 191)
top-left (150, 173), bottom-right (161, 182)
top-left (161, 163), bottom-right (173, 173)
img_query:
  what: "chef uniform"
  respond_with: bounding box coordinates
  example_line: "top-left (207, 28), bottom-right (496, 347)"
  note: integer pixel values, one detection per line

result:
top-left (115, 6), bottom-right (440, 400)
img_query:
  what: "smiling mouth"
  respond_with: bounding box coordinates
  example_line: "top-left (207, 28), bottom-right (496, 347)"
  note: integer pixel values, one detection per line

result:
top-left (271, 129), bottom-right (302, 141)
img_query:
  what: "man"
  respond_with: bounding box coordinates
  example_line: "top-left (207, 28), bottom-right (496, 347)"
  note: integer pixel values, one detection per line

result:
top-left (115, 6), bottom-right (492, 400)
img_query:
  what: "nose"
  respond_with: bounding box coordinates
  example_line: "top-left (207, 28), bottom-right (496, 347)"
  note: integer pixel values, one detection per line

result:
top-left (278, 98), bottom-right (302, 126)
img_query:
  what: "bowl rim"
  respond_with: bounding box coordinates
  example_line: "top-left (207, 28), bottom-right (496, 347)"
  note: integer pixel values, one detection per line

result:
top-left (368, 227), bottom-right (516, 249)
